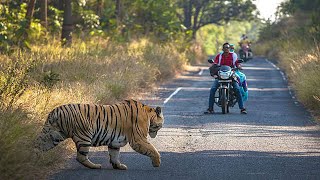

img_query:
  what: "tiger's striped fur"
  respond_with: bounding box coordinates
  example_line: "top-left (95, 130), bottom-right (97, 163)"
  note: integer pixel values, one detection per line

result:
top-left (35, 99), bottom-right (164, 169)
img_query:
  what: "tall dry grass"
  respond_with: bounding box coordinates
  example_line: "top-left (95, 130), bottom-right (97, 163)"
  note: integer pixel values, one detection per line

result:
top-left (256, 39), bottom-right (320, 118)
top-left (0, 109), bottom-right (68, 180)
top-left (278, 42), bottom-right (320, 111)
top-left (0, 37), bottom-right (199, 179)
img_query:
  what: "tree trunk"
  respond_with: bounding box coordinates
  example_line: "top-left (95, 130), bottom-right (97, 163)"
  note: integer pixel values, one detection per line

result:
top-left (58, 0), bottom-right (64, 10)
top-left (115, 0), bottom-right (121, 27)
top-left (40, 0), bottom-right (47, 29)
top-left (183, 0), bottom-right (192, 29)
top-left (97, 0), bottom-right (104, 16)
top-left (192, 5), bottom-right (201, 39)
top-left (25, 0), bottom-right (36, 30)
top-left (61, 0), bottom-right (73, 46)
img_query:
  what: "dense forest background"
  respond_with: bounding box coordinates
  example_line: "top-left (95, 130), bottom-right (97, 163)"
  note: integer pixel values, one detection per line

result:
top-left (0, 0), bottom-right (319, 179)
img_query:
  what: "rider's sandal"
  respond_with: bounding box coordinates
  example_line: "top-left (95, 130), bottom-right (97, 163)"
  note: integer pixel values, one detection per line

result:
top-left (204, 109), bottom-right (214, 114)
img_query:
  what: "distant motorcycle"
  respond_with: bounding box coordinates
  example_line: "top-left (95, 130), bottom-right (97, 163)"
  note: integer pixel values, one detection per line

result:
top-left (208, 59), bottom-right (244, 114)
top-left (238, 44), bottom-right (253, 62)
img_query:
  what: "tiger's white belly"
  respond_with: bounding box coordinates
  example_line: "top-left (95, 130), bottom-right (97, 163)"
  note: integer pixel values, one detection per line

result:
top-left (109, 135), bottom-right (128, 148)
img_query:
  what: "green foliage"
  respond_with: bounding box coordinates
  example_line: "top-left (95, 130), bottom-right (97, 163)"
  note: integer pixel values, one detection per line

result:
top-left (276, 0), bottom-right (320, 40)
top-left (41, 70), bottom-right (60, 89)
top-left (73, 2), bottom-right (103, 37)
top-left (175, 0), bottom-right (258, 39)
top-left (278, 0), bottom-right (320, 16)
top-left (129, 0), bottom-right (181, 39)
top-left (104, 0), bottom-right (182, 41)
top-left (0, 3), bottom-right (45, 51)
top-left (48, 6), bottom-right (64, 34)
top-left (197, 20), bottom-right (263, 55)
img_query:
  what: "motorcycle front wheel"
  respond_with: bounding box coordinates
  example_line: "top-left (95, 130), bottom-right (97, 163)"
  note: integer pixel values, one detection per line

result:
top-left (221, 89), bottom-right (228, 114)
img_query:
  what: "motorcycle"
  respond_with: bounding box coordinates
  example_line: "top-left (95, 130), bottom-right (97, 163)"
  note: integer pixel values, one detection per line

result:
top-left (238, 43), bottom-right (253, 62)
top-left (208, 59), bottom-right (244, 114)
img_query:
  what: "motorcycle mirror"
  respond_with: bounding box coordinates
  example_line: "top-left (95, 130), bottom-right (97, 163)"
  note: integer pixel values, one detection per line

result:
top-left (208, 59), bottom-right (214, 63)
top-left (238, 59), bottom-right (244, 63)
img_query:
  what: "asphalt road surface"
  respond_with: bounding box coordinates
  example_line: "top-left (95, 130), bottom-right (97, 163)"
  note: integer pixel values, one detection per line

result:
top-left (51, 57), bottom-right (320, 180)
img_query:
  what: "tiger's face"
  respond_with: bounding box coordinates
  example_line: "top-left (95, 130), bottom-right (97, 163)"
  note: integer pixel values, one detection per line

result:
top-left (148, 106), bottom-right (164, 138)
top-left (35, 123), bottom-right (66, 151)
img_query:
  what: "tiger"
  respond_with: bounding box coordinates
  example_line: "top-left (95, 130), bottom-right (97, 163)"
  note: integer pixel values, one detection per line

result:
top-left (35, 99), bottom-right (164, 170)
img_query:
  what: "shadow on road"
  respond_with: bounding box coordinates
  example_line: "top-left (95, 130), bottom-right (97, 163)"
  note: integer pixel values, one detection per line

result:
top-left (51, 150), bottom-right (320, 180)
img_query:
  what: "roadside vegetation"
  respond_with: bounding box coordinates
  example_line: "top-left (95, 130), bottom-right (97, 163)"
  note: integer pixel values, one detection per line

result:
top-left (6, 0), bottom-right (318, 179)
top-left (254, 0), bottom-right (320, 120)
top-left (0, 37), bottom-right (204, 179)
top-left (2, 0), bottom-right (318, 178)
top-left (1, 0), bottom-right (257, 178)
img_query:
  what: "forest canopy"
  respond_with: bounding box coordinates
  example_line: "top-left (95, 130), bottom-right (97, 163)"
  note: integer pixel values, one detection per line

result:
top-left (0, 0), bottom-right (258, 51)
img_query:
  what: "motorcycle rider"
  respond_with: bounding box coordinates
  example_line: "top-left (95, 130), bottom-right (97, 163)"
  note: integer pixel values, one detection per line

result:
top-left (205, 42), bottom-right (247, 114)
top-left (219, 43), bottom-right (235, 54)
top-left (229, 43), bottom-right (248, 102)
top-left (229, 44), bottom-right (235, 53)
top-left (227, 43), bottom-right (249, 101)
top-left (239, 34), bottom-right (250, 46)
top-left (239, 35), bottom-right (252, 58)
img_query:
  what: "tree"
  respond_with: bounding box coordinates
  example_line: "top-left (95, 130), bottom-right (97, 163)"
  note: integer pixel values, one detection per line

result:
top-left (61, 0), bottom-right (73, 46)
top-left (40, 0), bottom-right (47, 29)
top-left (277, 0), bottom-right (320, 40)
top-left (25, 0), bottom-right (36, 32)
top-left (176, 0), bottom-right (257, 39)
top-left (96, 0), bottom-right (104, 16)
top-left (115, 0), bottom-right (122, 30)
top-left (117, 0), bottom-right (180, 39)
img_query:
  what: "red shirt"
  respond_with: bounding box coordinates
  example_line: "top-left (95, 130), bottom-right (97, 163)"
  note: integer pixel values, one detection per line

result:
top-left (214, 52), bottom-right (239, 68)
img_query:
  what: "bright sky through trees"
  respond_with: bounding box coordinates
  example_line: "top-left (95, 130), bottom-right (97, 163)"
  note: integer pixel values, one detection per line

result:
top-left (254, 0), bottom-right (285, 21)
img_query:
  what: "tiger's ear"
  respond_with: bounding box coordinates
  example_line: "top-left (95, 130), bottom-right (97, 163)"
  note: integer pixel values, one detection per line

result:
top-left (155, 106), bottom-right (162, 116)
top-left (145, 106), bottom-right (153, 113)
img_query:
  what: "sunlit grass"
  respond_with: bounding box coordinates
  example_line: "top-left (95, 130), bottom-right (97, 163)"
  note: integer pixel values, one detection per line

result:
top-left (0, 108), bottom-right (68, 180)
top-left (257, 39), bottom-right (320, 119)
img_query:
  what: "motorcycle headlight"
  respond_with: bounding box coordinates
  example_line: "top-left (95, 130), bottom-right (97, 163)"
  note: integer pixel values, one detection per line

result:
top-left (219, 71), bottom-right (231, 79)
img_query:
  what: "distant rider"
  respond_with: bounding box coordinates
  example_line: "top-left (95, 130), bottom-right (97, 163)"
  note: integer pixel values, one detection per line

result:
top-left (239, 35), bottom-right (253, 58)
top-left (205, 42), bottom-right (247, 114)
top-left (239, 34), bottom-right (251, 50)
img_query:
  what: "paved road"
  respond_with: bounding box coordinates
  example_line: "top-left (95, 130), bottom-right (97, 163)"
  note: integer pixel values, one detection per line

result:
top-left (51, 57), bottom-right (320, 180)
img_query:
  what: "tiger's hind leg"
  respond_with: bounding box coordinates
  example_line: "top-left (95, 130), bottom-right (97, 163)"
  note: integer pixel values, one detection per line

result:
top-left (73, 137), bottom-right (102, 169)
top-left (130, 139), bottom-right (161, 167)
top-left (108, 146), bottom-right (127, 170)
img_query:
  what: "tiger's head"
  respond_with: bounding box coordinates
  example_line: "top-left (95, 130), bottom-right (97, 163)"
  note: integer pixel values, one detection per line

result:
top-left (147, 106), bottom-right (164, 138)
top-left (34, 118), bottom-right (66, 152)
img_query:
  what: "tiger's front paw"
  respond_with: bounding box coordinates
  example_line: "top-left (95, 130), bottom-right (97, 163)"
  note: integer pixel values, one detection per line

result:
top-left (152, 158), bottom-right (161, 167)
top-left (112, 163), bottom-right (128, 170)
